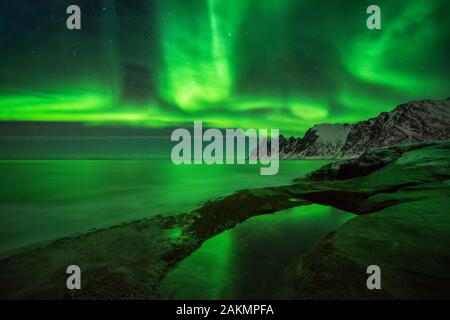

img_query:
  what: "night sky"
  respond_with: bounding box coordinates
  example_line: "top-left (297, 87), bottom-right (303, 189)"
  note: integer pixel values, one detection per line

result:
top-left (0, 0), bottom-right (449, 136)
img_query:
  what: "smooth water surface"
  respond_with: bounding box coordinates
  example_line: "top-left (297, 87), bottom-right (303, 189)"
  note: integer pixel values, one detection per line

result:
top-left (0, 159), bottom-right (328, 255)
top-left (160, 204), bottom-right (355, 299)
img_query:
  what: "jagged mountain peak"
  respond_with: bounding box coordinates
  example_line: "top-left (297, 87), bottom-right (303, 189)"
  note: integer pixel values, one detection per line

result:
top-left (273, 98), bottom-right (450, 160)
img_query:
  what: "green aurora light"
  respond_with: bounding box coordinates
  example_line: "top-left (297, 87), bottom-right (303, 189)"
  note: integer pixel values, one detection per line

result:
top-left (0, 0), bottom-right (448, 135)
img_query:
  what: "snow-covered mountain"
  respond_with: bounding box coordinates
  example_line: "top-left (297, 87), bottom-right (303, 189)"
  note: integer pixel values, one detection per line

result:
top-left (276, 124), bottom-right (352, 159)
top-left (252, 98), bottom-right (450, 160)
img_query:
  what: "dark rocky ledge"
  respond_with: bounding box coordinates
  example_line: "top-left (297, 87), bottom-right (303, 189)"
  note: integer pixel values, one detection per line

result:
top-left (0, 141), bottom-right (449, 299)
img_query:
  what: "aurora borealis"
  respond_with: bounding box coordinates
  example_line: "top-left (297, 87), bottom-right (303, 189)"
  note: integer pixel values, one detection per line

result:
top-left (0, 0), bottom-right (449, 136)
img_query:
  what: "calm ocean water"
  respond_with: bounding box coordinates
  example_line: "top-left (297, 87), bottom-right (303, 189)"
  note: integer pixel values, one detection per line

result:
top-left (0, 159), bottom-right (329, 256)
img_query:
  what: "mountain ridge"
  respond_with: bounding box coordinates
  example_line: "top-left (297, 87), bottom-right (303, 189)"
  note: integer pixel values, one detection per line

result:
top-left (257, 97), bottom-right (450, 159)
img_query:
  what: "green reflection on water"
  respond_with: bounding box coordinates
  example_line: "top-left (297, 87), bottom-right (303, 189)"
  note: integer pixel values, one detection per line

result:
top-left (0, 159), bottom-right (329, 256)
top-left (160, 204), bottom-right (355, 299)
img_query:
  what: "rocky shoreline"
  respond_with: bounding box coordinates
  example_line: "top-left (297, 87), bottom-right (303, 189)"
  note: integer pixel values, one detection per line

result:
top-left (1, 141), bottom-right (449, 299)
